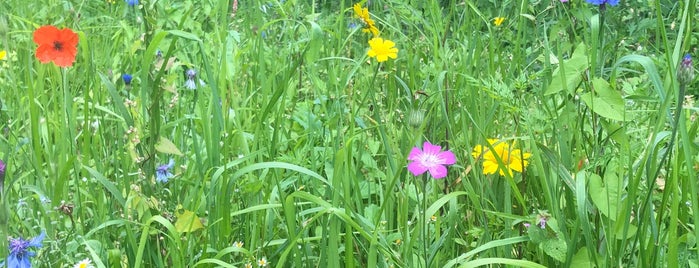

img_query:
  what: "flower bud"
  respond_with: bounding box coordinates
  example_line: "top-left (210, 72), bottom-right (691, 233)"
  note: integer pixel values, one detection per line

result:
top-left (408, 109), bottom-right (424, 129)
top-left (678, 54), bottom-right (695, 86)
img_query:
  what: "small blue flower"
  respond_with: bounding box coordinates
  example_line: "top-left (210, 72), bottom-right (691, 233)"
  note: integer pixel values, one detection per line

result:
top-left (185, 69), bottom-right (197, 90)
top-left (126, 0), bottom-right (139, 7)
top-left (122, 74), bottom-right (133, 86)
top-left (7, 231), bottom-right (46, 268)
top-left (585, 0), bottom-right (619, 6)
top-left (156, 159), bottom-right (175, 183)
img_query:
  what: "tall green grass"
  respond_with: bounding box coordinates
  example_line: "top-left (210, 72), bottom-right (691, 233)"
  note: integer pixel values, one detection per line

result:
top-left (0, 0), bottom-right (697, 267)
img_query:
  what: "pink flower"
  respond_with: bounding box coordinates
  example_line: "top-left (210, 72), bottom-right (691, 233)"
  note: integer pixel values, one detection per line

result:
top-left (407, 142), bottom-right (456, 179)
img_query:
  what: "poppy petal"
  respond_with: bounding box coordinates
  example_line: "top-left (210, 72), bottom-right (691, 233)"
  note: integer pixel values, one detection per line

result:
top-left (33, 25), bottom-right (59, 46)
top-left (35, 45), bottom-right (54, 63)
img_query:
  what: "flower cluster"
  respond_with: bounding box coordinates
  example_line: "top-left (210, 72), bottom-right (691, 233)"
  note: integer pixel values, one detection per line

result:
top-left (471, 139), bottom-right (531, 177)
top-left (352, 2), bottom-right (398, 63)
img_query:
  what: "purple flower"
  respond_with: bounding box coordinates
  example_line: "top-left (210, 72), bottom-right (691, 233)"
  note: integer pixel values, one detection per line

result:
top-left (407, 141), bottom-right (456, 179)
top-left (585, 0), bottom-right (619, 6)
top-left (185, 69), bottom-right (197, 90)
top-left (156, 159), bottom-right (175, 183)
top-left (7, 231), bottom-right (46, 268)
top-left (678, 54), bottom-right (695, 85)
top-left (535, 210), bottom-right (551, 230)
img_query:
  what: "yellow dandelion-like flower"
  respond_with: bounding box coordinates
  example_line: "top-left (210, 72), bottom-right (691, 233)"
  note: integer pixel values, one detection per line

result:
top-left (367, 37), bottom-right (398, 63)
top-left (472, 139), bottom-right (531, 177)
top-left (493, 17), bottom-right (505, 26)
top-left (353, 3), bottom-right (380, 36)
top-left (0, 50), bottom-right (6, 60)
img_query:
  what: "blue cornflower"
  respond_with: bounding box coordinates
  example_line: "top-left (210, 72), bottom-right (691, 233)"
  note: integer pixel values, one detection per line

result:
top-left (126, 0), bottom-right (138, 7)
top-left (585, 0), bottom-right (619, 6)
top-left (6, 231), bottom-right (46, 268)
top-left (155, 159), bottom-right (175, 183)
top-left (185, 69), bottom-right (197, 90)
top-left (122, 74), bottom-right (133, 86)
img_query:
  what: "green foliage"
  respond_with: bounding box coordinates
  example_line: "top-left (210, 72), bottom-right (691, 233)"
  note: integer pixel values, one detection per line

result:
top-left (0, 0), bottom-right (698, 267)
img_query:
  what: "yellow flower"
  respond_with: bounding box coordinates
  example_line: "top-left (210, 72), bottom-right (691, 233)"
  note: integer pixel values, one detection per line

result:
top-left (494, 17), bottom-right (505, 26)
top-left (353, 3), bottom-right (379, 36)
top-left (0, 50), bottom-right (6, 60)
top-left (367, 37), bottom-right (398, 63)
top-left (353, 3), bottom-right (371, 22)
top-left (472, 139), bottom-right (531, 177)
top-left (363, 23), bottom-right (379, 36)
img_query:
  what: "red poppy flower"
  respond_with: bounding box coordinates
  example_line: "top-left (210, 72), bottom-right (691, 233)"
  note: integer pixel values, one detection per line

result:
top-left (33, 25), bottom-right (79, 67)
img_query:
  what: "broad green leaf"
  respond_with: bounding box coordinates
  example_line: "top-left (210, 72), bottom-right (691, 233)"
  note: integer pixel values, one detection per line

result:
top-left (589, 173), bottom-right (621, 218)
top-left (175, 205), bottom-right (204, 233)
top-left (570, 247), bottom-right (595, 268)
top-left (545, 42), bottom-right (588, 95)
top-left (580, 78), bottom-right (626, 121)
top-left (614, 222), bottom-right (637, 239)
top-left (155, 136), bottom-right (184, 156)
top-left (541, 236), bottom-right (567, 263)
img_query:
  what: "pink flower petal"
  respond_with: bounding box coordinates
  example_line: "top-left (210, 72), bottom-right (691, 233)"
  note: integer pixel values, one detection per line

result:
top-left (407, 147), bottom-right (423, 161)
top-left (407, 161), bottom-right (428, 176)
top-left (428, 165), bottom-right (448, 179)
top-left (422, 142), bottom-right (442, 155)
top-left (438, 151), bottom-right (456, 165)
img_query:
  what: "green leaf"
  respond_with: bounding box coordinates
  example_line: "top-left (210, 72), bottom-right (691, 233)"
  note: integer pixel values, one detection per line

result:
top-left (174, 205), bottom-right (204, 233)
top-left (570, 247), bottom-right (595, 267)
top-left (545, 42), bottom-right (588, 95)
top-left (579, 78), bottom-right (626, 121)
top-left (155, 136), bottom-right (184, 156)
top-left (589, 172), bottom-right (621, 218)
top-left (540, 236), bottom-right (567, 263)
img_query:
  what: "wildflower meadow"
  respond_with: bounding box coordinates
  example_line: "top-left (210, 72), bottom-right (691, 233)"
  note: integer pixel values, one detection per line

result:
top-left (0, 0), bottom-right (698, 267)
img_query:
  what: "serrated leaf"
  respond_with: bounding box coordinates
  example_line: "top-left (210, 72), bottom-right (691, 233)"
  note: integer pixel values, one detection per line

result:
top-left (545, 42), bottom-right (588, 95)
top-left (155, 136), bottom-right (183, 156)
top-left (527, 225), bottom-right (547, 244)
top-left (175, 205), bottom-right (204, 233)
top-left (541, 237), bottom-right (567, 263)
top-left (580, 78), bottom-right (626, 121)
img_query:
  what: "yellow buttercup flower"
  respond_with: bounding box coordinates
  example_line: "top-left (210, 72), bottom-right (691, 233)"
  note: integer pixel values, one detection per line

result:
top-left (0, 50), bottom-right (6, 60)
top-left (367, 37), bottom-right (398, 63)
top-left (494, 17), bottom-right (505, 26)
top-left (472, 139), bottom-right (531, 177)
